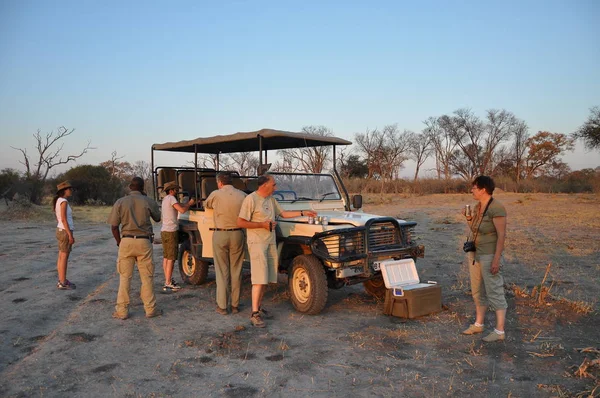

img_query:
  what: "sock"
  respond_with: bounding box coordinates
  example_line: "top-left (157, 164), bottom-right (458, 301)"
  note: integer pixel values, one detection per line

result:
top-left (474, 323), bottom-right (484, 327)
top-left (494, 329), bottom-right (505, 335)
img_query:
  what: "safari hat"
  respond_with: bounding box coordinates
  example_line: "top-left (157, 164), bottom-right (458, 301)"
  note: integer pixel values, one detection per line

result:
top-left (163, 181), bottom-right (180, 192)
top-left (56, 180), bottom-right (73, 194)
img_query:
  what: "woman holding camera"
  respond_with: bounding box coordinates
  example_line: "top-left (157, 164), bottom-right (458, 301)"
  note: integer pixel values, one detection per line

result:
top-left (461, 176), bottom-right (507, 342)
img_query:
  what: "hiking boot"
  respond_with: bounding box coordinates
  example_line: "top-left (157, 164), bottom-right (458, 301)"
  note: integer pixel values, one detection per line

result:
top-left (112, 311), bottom-right (129, 320)
top-left (231, 306), bottom-right (239, 314)
top-left (462, 324), bottom-right (484, 335)
top-left (57, 280), bottom-right (76, 290)
top-left (250, 312), bottom-right (266, 328)
top-left (162, 283), bottom-right (182, 292)
top-left (258, 307), bottom-right (273, 319)
top-left (482, 331), bottom-right (505, 342)
top-left (216, 306), bottom-right (228, 315)
top-left (146, 309), bottom-right (163, 318)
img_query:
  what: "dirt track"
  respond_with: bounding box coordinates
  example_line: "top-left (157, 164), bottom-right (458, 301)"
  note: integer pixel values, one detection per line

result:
top-left (1, 193), bottom-right (599, 397)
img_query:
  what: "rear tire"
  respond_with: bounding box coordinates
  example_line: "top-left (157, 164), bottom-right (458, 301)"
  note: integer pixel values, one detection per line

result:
top-left (178, 241), bottom-right (209, 285)
top-left (288, 255), bottom-right (328, 315)
top-left (363, 276), bottom-right (387, 299)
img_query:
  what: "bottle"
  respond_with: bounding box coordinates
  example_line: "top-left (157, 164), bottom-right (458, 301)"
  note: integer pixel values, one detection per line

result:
top-left (465, 205), bottom-right (471, 217)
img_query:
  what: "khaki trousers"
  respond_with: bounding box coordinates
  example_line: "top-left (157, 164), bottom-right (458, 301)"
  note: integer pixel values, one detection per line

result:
top-left (212, 230), bottom-right (245, 309)
top-left (115, 238), bottom-right (157, 316)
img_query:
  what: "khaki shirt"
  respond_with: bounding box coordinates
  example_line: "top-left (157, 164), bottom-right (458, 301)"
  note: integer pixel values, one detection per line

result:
top-left (108, 191), bottom-right (161, 236)
top-left (205, 184), bottom-right (247, 229)
top-left (238, 192), bottom-right (283, 244)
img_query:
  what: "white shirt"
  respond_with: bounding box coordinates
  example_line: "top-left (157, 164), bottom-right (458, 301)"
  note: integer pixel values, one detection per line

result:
top-left (161, 194), bottom-right (179, 232)
top-left (55, 197), bottom-right (74, 230)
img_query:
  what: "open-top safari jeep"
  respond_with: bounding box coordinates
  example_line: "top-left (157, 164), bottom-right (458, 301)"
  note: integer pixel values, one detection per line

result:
top-left (151, 129), bottom-right (424, 314)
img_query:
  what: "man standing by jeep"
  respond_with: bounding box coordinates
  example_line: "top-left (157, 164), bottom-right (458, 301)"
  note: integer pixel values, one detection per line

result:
top-left (237, 174), bottom-right (317, 327)
top-left (160, 181), bottom-right (195, 292)
top-left (204, 172), bottom-right (246, 315)
top-left (108, 177), bottom-right (162, 320)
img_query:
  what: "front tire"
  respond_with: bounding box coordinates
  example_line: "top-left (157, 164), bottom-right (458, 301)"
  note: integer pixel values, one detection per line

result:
top-left (178, 241), bottom-right (209, 285)
top-left (363, 276), bottom-right (387, 299)
top-left (288, 255), bottom-right (328, 315)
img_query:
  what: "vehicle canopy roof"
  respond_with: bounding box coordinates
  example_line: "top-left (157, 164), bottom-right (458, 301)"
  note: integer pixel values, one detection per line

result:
top-left (152, 128), bottom-right (352, 154)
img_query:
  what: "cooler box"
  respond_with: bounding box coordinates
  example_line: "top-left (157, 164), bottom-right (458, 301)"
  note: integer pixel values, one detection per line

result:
top-left (379, 258), bottom-right (442, 319)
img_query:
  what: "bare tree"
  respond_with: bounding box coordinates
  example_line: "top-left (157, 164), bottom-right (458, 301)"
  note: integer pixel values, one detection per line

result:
top-left (132, 160), bottom-right (152, 191)
top-left (12, 126), bottom-right (93, 203)
top-left (229, 152), bottom-right (260, 176)
top-left (423, 116), bottom-right (457, 184)
top-left (511, 120), bottom-right (529, 186)
top-left (355, 125), bottom-right (410, 191)
top-left (378, 125), bottom-right (410, 181)
top-left (355, 127), bottom-right (384, 179)
top-left (407, 130), bottom-right (433, 182)
top-left (195, 154), bottom-right (231, 171)
top-left (276, 126), bottom-right (333, 173)
top-left (483, 109), bottom-right (523, 174)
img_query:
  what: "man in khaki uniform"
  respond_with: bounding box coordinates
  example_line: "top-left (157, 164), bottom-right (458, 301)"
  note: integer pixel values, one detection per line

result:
top-left (237, 174), bottom-right (317, 327)
top-left (205, 172), bottom-right (247, 315)
top-left (108, 177), bottom-right (162, 320)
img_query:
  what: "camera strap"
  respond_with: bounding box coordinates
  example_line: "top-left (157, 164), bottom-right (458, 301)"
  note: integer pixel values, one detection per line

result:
top-left (467, 197), bottom-right (494, 244)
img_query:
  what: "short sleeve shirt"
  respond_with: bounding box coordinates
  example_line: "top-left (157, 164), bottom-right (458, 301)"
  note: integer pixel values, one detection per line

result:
top-left (238, 192), bottom-right (283, 244)
top-left (107, 191), bottom-right (161, 236)
top-left (161, 195), bottom-right (179, 232)
top-left (205, 185), bottom-right (247, 229)
top-left (470, 198), bottom-right (506, 255)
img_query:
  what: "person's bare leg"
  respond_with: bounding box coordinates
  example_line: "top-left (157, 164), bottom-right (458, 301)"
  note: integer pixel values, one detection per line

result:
top-left (252, 284), bottom-right (265, 312)
top-left (475, 305), bottom-right (487, 325)
top-left (57, 251), bottom-right (69, 283)
top-left (495, 308), bottom-right (506, 332)
top-left (163, 258), bottom-right (174, 285)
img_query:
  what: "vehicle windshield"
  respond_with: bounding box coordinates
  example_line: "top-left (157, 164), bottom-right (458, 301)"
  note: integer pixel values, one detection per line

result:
top-left (268, 173), bottom-right (342, 202)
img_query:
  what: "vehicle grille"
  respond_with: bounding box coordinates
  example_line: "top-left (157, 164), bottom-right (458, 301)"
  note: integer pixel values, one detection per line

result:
top-left (368, 221), bottom-right (401, 251)
top-left (311, 227), bottom-right (366, 262)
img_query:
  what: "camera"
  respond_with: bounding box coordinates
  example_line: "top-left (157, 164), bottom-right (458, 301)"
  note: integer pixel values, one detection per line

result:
top-left (463, 241), bottom-right (476, 253)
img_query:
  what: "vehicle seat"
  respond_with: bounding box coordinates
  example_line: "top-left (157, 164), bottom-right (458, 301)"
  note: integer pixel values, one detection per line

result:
top-left (177, 170), bottom-right (197, 198)
top-left (232, 177), bottom-right (246, 192)
top-left (245, 178), bottom-right (258, 193)
top-left (157, 168), bottom-right (176, 198)
top-left (201, 177), bottom-right (218, 199)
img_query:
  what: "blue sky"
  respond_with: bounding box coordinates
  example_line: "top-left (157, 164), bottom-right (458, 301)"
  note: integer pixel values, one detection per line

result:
top-left (1, 0), bottom-right (598, 177)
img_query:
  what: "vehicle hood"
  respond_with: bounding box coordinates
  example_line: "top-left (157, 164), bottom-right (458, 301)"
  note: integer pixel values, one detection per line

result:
top-left (312, 211), bottom-right (406, 227)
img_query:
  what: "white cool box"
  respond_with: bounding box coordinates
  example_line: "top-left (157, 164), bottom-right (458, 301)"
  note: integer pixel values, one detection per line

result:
top-left (377, 258), bottom-right (442, 319)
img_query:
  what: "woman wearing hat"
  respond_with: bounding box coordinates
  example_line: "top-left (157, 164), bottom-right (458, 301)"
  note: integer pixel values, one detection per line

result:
top-left (52, 181), bottom-right (76, 290)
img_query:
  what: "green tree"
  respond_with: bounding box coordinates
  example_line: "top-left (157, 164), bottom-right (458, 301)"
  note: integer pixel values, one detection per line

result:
top-left (0, 168), bottom-right (22, 202)
top-left (573, 106), bottom-right (600, 151)
top-left (340, 154), bottom-right (369, 178)
top-left (57, 165), bottom-right (122, 205)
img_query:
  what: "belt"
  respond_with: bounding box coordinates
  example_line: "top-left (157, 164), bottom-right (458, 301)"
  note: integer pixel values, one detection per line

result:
top-left (122, 235), bottom-right (151, 240)
top-left (209, 228), bottom-right (242, 231)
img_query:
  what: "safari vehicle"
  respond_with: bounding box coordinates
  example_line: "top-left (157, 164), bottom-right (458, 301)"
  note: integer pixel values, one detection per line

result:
top-left (151, 129), bottom-right (424, 314)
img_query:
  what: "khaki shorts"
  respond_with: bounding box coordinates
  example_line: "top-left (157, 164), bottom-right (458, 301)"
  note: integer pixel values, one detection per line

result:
top-left (468, 253), bottom-right (508, 310)
top-left (161, 231), bottom-right (179, 260)
top-left (248, 243), bottom-right (278, 285)
top-left (56, 228), bottom-right (72, 253)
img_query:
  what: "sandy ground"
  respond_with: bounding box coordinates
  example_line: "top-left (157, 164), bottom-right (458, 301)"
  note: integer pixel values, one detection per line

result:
top-left (0, 192), bottom-right (599, 397)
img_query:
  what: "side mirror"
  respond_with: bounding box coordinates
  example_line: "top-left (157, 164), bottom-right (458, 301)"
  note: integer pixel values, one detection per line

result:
top-left (352, 194), bottom-right (362, 210)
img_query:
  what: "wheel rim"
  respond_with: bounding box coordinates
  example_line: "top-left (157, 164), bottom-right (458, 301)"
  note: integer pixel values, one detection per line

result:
top-left (292, 267), bottom-right (311, 304)
top-left (182, 251), bottom-right (196, 276)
